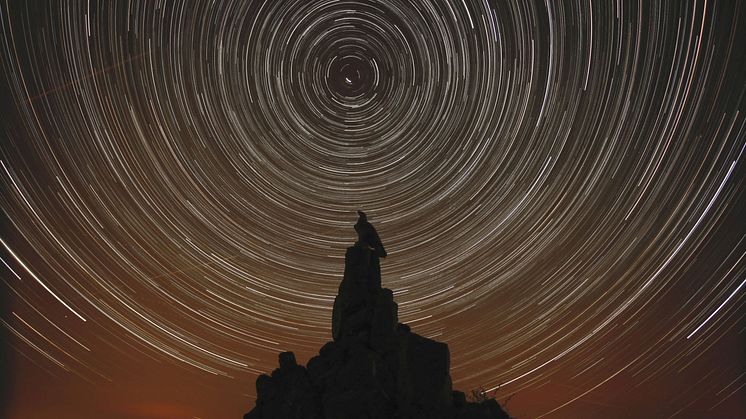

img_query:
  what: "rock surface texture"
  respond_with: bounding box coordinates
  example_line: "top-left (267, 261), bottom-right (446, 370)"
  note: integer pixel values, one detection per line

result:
top-left (245, 213), bottom-right (510, 419)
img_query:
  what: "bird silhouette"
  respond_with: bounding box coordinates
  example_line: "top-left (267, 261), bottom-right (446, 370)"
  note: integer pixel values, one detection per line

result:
top-left (354, 211), bottom-right (387, 258)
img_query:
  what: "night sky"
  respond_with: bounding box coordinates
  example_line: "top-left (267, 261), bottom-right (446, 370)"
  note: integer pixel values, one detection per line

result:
top-left (1, 1), bottom-right (745, 418)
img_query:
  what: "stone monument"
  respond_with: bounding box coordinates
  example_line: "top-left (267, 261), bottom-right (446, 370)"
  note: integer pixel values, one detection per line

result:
top-left (244, 212), bottom-right (510, 419)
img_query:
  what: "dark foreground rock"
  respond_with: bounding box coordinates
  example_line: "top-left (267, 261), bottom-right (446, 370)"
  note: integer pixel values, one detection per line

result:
top-left (245, 213), bottom-right (510, 419)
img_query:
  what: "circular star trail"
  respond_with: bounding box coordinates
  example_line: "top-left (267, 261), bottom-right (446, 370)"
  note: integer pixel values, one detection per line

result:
top-left (1, 1), bottom-right (744, 417)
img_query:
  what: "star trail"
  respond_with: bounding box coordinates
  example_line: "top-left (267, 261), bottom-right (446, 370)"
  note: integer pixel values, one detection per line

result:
top-left (1, 1), bottom-right (744, 418)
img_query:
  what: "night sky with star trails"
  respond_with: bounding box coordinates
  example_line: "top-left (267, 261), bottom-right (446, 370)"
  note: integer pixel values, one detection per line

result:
top-left (1, 0), bottom-right (744, 418)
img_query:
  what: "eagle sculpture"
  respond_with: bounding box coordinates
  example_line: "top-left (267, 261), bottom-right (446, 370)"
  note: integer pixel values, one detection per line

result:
top-left (354, 211), bottom-right (387, 258)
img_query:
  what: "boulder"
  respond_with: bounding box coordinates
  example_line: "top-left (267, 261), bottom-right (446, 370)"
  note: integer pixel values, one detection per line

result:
top-left (244, 352), bottom-right (322, 419)
top-left (407, 332), bottom-right (453, 409)
top-left (370, 288), bottom-right (398, 353)
top-left (333, 244), bottom-right (381, 340)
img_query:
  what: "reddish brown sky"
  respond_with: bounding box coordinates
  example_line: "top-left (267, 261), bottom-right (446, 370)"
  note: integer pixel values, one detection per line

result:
top-left (2, 1), bottom-right (745, 418)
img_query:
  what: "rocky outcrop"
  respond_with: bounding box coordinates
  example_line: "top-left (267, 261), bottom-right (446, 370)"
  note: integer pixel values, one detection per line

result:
top-left (244, 213), bottom-right (510, 419)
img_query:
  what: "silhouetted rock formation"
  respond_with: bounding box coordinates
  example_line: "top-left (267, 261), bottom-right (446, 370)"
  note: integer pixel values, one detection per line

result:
top-left (245, 213), bottom-right (510, 419)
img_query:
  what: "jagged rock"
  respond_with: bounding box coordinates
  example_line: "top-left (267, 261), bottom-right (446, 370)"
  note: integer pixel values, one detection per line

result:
top-left (456, 399), bottom-right (511, 419)
top-left (453, 391), bottom-right (467, 407)
top-left (406, 332), bottom-right (453, 410)
top-left (278, 351), bottom-right (297, 369)
top-left (245, 353), bottom-right (322, 419)
top-left (370, 288), bottom-right (398, 353)
top-left (244, 212), bottom-right (510, 419)
top-left (333, 243), bottom-right (382, 341)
